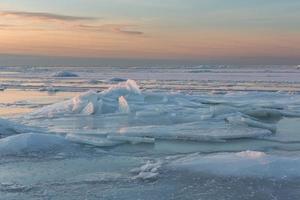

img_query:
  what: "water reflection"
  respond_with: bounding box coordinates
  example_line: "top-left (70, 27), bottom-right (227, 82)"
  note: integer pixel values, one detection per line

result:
top-left (0, 89), bottom-right (79, 117)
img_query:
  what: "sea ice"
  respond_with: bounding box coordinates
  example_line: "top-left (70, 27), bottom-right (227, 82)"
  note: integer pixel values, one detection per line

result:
top-left (169, 151), bottom-right (300, 178)
top-left (24, 79), bottom-right (290, 144)
top-left (0, 118), bottom-right (37, 137)
top-left (131, 160), bottom-right (162, 180)
top-left (0, 133), bottom-right (68, 155)
top-left (65, 134), bottom-right (124, 147)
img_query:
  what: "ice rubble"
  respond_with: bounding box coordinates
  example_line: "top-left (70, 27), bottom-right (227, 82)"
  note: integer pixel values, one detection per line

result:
top-left (28, 79), bottom-right (140, 118)
top-left (168, 151), bottom-right (300, 178)
top-left (25, 79), bottom-right (300, 146)
top-left (0, 133), bottom-right (68, 155)
top-left (131, 160), bottom-right (162, 180)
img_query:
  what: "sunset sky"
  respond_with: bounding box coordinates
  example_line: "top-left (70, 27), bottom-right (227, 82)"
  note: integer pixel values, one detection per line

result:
top-left (0, 0), bottom-right (300, 64)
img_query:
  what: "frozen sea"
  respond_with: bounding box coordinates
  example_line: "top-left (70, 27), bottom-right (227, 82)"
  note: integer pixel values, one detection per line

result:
top-left (1, 65), bottom-right (300, 200)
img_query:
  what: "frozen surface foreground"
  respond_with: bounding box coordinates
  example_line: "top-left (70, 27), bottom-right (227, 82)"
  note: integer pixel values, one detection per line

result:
top-left (1, 65), bottom-right (300, 200)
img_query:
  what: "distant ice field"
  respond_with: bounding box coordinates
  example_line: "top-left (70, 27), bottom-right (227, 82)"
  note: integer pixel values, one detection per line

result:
top-left (0, 65), bottom-right (300, 200)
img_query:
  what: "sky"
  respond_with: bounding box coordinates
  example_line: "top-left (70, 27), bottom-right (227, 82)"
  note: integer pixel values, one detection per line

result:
top-left (0, 0), bottom-right (299, 64)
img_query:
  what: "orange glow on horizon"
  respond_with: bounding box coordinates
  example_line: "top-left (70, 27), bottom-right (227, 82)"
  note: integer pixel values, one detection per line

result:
top-left (0, 9), bottom-right (300, 62)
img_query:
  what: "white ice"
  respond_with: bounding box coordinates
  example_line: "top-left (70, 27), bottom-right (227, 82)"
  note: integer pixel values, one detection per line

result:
top-left (28, 79), bottom-right (140, 118)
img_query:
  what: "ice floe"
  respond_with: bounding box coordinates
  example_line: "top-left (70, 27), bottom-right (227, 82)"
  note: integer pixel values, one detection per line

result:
top-left (169, 151), bottom-right (300, 178)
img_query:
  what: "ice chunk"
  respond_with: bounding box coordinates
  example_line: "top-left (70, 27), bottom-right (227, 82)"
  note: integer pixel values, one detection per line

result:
top-left (102, 79), bottom-right (141, 97)
top-left (118, 96), bottom-right (130, 113)
top-left (0, 118), bottom-right (37, 137)
top-left (65, 134), bottom-right (124, 147)
top-left (72, 90), bottom-right (99, 113)
top-left (118, 122), bottom-right (272, 141)
top-left (81, 101), bottom-right (98, 115)
top-left (109, 77), bottom-right (127, 82)
top-left (125, 79), bottom-right (141, 94)
top-left (131, 160), bottom-right (161, 180)
top-left (0, 133), bottom-right (68, 155)
top-left (51, 71), bottom-right (78, 77)
top-left (29, 90), bottom-right (102, 117)
top-left (29, 80), bottom-right (141, 118)
top-left (226, 115), bottom-right (277, 133)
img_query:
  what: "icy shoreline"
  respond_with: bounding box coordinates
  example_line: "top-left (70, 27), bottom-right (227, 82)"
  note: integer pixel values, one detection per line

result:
top-left (1, 79), bottom-right (300, 154)
top-left (1, 66), bottom-right (300, 199)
